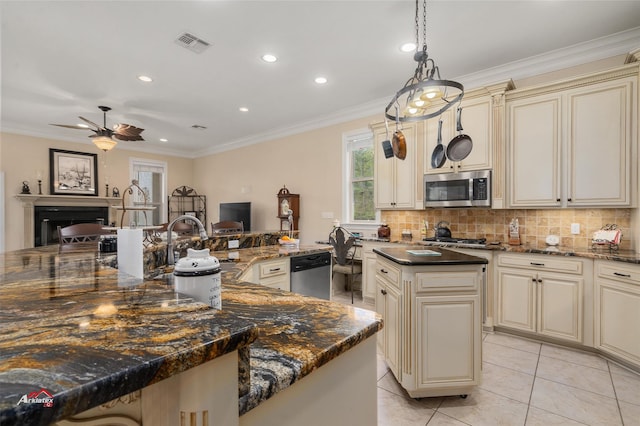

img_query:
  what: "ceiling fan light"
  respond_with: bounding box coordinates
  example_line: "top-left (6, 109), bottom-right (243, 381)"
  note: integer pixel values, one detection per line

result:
top-left (93, 136), bottom-right (117, 152)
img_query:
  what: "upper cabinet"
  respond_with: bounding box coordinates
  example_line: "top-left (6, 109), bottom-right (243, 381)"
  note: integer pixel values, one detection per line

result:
top-left (424, 95), bottom-right (492, 174)
top-left (507, 64), bottom-right (638, 208)
top-left (372, 121), bottom-right (422, 209)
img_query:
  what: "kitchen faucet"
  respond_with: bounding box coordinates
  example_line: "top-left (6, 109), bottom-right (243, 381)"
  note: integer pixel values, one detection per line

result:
top-left (166, 215), bottom-right (209, 266)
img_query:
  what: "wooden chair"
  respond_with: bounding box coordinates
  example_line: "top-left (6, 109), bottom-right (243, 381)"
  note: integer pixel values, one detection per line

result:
top-left (329, 227), bottom-right (362, 304)
top-left (57, 223), bottom-right (109, 244)
top-left (211, 221), bottom-right (244, 234)
top-left (159, 221), bottom-right (195, 235)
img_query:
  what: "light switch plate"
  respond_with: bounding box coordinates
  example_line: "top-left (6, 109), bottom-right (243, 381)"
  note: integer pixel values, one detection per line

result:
top-left (228, 239), bottom-right (240, 249)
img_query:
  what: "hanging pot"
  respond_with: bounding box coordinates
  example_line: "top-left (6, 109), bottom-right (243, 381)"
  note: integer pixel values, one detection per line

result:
top-left (446, 107), bottom-right (473, 162)
top-left (392, 109), bottom-right (406, 160)
top-left (430, 119), bottom-right (446, 168)
top-left (381, 120), bottom-right (394, 159)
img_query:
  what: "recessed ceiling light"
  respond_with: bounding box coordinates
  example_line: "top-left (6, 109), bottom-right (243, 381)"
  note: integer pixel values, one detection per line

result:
top-left (239, 107), bottom-right (249, 112)
top-left (314, 76), bottom-right (328, 84)
top-left (77, 123), bottom-right (89, 128)
top-left (400, 42), bottom-right (416, 53)
top-left (137, 75), bottom-right (153, 82)
top-left (261, 54), bottom-right (277, 63)
top-left (159, 138), bottom-right (168, 142)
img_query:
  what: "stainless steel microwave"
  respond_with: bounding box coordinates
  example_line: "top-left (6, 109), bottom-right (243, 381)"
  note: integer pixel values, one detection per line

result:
top-left (424, 170), bottom-right (491, 208)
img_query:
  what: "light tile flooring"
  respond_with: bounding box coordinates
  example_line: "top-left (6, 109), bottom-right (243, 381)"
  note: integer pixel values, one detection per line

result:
top-left (333, 291), bottom-right (640, 426)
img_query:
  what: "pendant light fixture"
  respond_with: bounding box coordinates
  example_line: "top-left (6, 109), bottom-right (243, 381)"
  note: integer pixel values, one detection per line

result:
top-left (385, 0), bottom-right (464, 122)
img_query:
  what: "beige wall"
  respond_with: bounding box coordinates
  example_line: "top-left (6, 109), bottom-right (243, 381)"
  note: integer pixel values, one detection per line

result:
top-left (0, 132), bottom-right (194, 251)
top-left (192, 115), bottom-right (377, 245)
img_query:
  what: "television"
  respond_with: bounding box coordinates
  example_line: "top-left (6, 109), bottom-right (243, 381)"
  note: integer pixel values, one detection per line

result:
top-left (219, 202), bottom-right (251, 232)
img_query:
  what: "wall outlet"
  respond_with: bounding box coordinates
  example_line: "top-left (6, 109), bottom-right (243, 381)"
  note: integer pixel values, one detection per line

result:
top-left (570, 223), bottom-right (580, 234)
top-left (228, 239), bottom-right (240, 249)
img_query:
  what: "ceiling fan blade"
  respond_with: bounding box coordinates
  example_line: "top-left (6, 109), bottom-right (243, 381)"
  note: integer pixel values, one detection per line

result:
top-left (113, 123), bottom-right (145, 141)
top-left (79, 116), bottom-right (102, 130)
top-left (50, 124), bottom-right (90, 130)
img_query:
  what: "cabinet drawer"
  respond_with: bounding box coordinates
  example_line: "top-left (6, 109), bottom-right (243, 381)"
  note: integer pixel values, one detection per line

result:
top-left (259, 259), bottom-right (288, 279)
top-left (376, 258), bottom-right (401, 289)
top-left (498, 254), bottom-right (583, 275)
top-left (416, 268), bottom-right (480, 293)
top-left (596, 261), bottom-right (640, 285)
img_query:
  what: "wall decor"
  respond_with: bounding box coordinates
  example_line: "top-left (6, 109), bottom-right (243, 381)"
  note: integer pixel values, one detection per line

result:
top-left (49, 149), bottom-right (98, 196)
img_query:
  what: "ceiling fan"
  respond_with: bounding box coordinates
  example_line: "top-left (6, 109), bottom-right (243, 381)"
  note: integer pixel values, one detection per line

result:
top-left (50, 106), bottom-right (144, 151)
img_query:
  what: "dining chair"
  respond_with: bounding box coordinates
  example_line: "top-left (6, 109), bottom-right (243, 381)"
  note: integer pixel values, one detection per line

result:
top-left (57, 223), bottom-right (110, 244)
top-left (211, 221), bottom-right (244, 234)
top-left (329, 226), bottom-right (362, 304)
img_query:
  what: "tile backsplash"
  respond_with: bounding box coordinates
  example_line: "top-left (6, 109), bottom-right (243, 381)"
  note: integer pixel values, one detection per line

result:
top-left (381, 208), bottom-right (632, 250)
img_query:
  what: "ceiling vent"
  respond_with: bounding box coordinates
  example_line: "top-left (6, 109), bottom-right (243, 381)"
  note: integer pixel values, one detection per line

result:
top-left (174, 32), bottom-right (211, 54)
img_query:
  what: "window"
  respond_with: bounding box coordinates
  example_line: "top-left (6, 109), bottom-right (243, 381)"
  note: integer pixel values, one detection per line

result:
top-left (130, 158), bottom-right (167, 226)
top-left (342, 129), bottom-right (378, 224)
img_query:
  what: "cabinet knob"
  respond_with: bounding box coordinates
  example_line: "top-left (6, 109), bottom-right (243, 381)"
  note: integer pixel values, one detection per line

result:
top-left (556, 198), bottom-right (561, 202)
top-left (532, 277), bottom-right (537, 282)
top-left (530, 262), bottom-right (545, 267)
top-left (537, 279), bottom-right (542, 283)
top-left (380, 269), bottom-right (388, 274)
top-left (381, 289), bottom-right (387, 295)
top-left (567, 198), bottom-right (572, 202)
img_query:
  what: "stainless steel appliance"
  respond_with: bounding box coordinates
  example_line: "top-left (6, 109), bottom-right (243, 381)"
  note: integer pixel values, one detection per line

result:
top-left (424, 170), bottom-right (491, 208)
top-left (290, 252), bottom-right (332, 300)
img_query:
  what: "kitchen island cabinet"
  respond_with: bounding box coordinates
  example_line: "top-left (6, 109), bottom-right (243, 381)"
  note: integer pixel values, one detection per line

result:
top-left (506, 64), bottom-right (638, 208)
top-left (374, 247), bottom-right (487, 398)
top-left (0, 244), bottom-right (382, 426)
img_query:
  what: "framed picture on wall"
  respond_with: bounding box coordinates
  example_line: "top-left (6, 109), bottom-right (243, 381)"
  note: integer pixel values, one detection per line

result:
top-left (49, 149), bottom-right (98, 196)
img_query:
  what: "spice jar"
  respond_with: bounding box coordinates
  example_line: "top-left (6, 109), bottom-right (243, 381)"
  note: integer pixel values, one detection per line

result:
top-left (377, 224), bottom-right (390, 239)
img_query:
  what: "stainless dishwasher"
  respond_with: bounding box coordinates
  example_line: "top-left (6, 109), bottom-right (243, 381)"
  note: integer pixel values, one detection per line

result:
top-left (290, 252), bottom-right (332, 300)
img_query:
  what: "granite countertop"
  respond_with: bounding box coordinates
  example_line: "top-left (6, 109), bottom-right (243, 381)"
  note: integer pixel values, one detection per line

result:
top-left (0, 243), bottom-right (382, 424)
top-left (374, 246), bottom-right (489, 266)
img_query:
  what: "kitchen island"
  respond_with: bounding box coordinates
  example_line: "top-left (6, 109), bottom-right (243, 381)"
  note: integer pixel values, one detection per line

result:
top-left (0, 243), bottom-right (382, 426)
top-left (373, 246), bottom-right (487, 398)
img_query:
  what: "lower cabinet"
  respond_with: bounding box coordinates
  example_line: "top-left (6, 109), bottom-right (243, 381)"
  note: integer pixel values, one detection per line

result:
top-left (375, 256), bottom-right (484, 398)
top-left (496, 253), bottom-right (589, 344)
top-left (251, 258), bottom-right (290, 291)
top-left (594, 260), bottom-right (640, 366)
top-left (363, 241), bottom-right (407, 304)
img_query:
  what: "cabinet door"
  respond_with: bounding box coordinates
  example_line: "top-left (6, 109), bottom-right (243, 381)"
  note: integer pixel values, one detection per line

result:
top-left (362, 251), bottom-right (378, 303)
top-left (416, 294), bottom-right (480, 386)
top-left (375, 277), bottom-right (386, 353)
top-left (497, 268), bottom-right (536, 332)
top-left (391, 123), bottom-right (417, 209)
top-left (456, 97), bottom-right (492, 172)
top-left (567, 78), bottom-right (634, 206)
top-left (595, 278), bottom-right (640, 364)
top-left (507, 94), bottom-right (562, 207)
top-left (374, 126), bottom-right (395, 208)
top-left (385, 284), bottom-right (402, 378)
top-left (538, 273), bottom-right (583, 343)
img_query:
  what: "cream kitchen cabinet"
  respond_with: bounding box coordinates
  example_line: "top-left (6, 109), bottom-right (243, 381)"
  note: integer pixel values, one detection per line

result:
top-left (594, 260), bottom-right (640, 366)
top-left (507, 66), bottom-right (638, 208)
top-left (496, 253), bottom-right (591, 344)
top-left (424, 95), bottom-right (492, 174)
top-left (362, 241), bottom-right (407, 304)
top-left (372, 121), bottom-right (420, 209)
top-left (410, 265), bottom-right (482, 397)
top-left (251, 257), bottom-right (290, 291)
top-left (375, 257), bottom-right (402, 378)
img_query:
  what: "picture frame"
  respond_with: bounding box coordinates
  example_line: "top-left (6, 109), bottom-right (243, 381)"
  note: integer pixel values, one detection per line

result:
top-left (49, 149), bottom-right (98, 196)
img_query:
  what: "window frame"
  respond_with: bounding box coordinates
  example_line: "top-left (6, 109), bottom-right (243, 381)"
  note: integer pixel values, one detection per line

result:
top-left (129, 158), bottom-right (168, 225)
top-left (341, 128), bottom-right (379, 226)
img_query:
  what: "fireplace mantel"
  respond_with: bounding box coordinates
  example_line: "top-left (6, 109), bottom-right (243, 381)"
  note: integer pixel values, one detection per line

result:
top-left (16, 194), bottom-right (122, 248)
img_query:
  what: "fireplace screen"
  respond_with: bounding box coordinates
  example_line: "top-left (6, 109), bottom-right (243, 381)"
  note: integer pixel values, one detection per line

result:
top-left (35, 206), bottom-right (109, 246)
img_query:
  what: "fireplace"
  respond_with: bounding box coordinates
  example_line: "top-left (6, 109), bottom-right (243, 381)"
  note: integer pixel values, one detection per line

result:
top-left (35, 206), bottom-right (109, 246)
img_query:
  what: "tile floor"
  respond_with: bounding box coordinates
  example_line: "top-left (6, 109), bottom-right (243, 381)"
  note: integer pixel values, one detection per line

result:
top-left (333, 291), bottom-right (640, 426)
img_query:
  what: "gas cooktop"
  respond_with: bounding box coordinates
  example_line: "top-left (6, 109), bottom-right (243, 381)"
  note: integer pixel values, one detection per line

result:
top-left (422, 237), bottom-right (487, 247)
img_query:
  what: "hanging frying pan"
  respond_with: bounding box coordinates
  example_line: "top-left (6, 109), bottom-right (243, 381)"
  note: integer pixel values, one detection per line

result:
top-left (430, 119), bottom-right (446, 168)
top-left (446, 107), bottom-right (473, 162)
top-left (381, 120), bottom-right (394, 159)
top-left (392, 108), bottom-right (406, 160)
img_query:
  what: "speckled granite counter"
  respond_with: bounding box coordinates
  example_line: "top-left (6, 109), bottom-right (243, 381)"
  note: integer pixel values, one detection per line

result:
top-left (374, 246), bottom-right (489, 266)
top-left (0, 243), bottom-right (382, 424)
